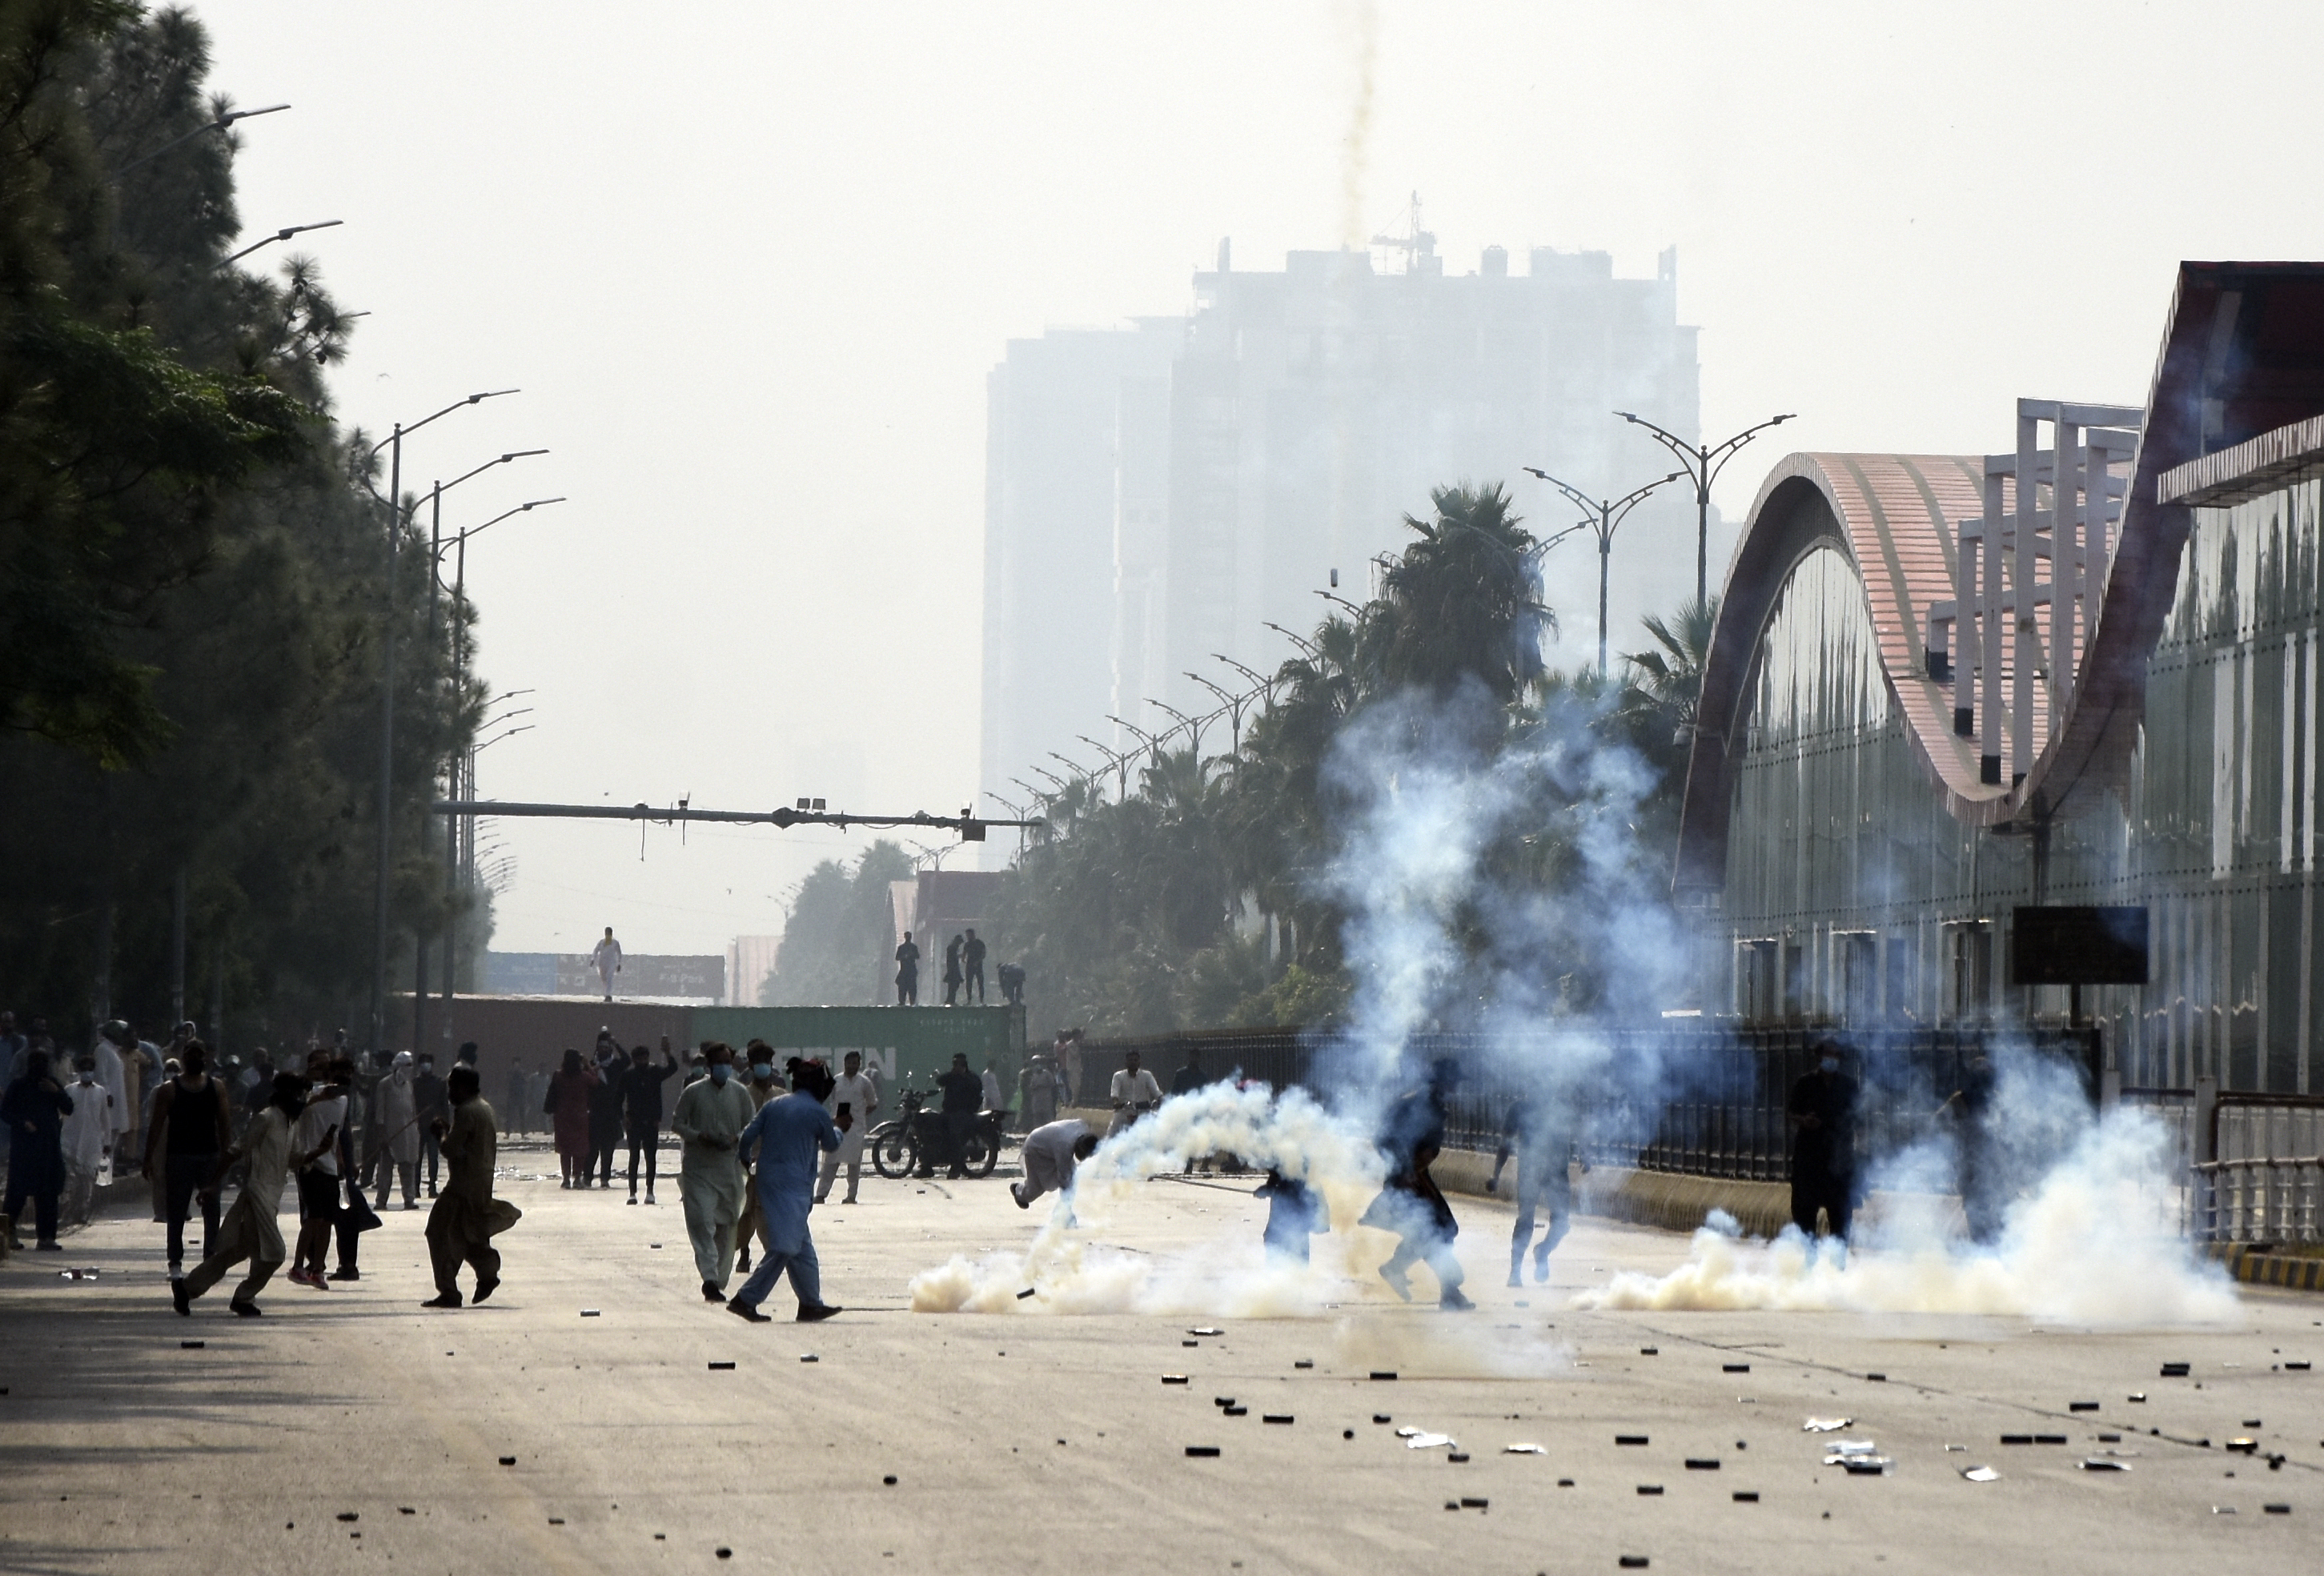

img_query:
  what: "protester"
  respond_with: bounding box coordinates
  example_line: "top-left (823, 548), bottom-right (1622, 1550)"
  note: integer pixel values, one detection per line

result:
top-left (2, 1048), bottom-right (73, 1250)
top-left (814, 1050), bottom-right (881, 1205)
top-left (371, 1051), bottom-right (422, 1209)
top-left (622, 1037), bottom-right (680, 1204)
top-left (981, 1058), bottom-right (1005, 1114)
top-left (588, 1033), bottom-right (627, 1188)
top-left (327, 1053), bottom-right (380, 1281)
top-left (0, 1011), bottom-right (22, 1175)
top-left (961, 928), bottom-right (987, 1004)
top-left (893, 931), bottom-right (921, 1005)
top-left (421, 1065), bottom-right (518, 1308)
top-left (592, 926), bottom-right (624, 1001)
top-left (1937, 1053), bottom-right (2001, 1244)
top-left (1361, 1057), bottom-right (1473, 1310)
top-left (942, 934), bottom-right (964, 1007)
top-left (1054, 1029), bottom-right (1084, 1106)
top-left (1788, 1041), bottom-right (1860, 1253)
top-left (546, 1049), bottom-right (600, 1189)
top-left (929, 1053), bottom-right (985, 1179)
top-left (1017, 1054), bottom-right (1058, 1131)
top-left (91, 1021), bottom-right (132, 1176)
top-left (1010, 1117), bottom-right (1096, 1211)
top-left (727, 1058), bottom-right (844, 1324)
top-left (1487, 1091), bottom-right (1579, 1287)
top-left (286, 1049), bottom-right (347, 1289)
top-left (671, 1043), bottom-right (755, 1303)
top-left (413, 1053), bottom-right (448, 1197)
top-left (1170, 1049), bottom-right (1211, 1172)
top-left (997, 961), bottom-right (1026, 1007)
top-left (143, 1041), bottom-right (235, 1278)
top-left (174, 1073), bottom-right (322, 1317)
top-left (1256, 1167), bottom-right (1325, 1263)
top-left (60, 1057), bottom-right (112, 1225)
top-left (1107, 1049), bottom-right (1162, 1137)
top-left (735, 1045), bottom-right (785, 1275)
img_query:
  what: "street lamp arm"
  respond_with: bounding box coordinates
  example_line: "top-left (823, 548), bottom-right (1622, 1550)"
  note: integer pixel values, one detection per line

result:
top-left (364, 390), bottom-right (522, 461)
top-left (218, 219), bottom-right (343, 270)
top-left (1610, 471), bottom-right (1686, 526)
top-left (1262, 623), bottom-right (1319, 660)
top-left (438, 447), bottom-right (549, 497)
top-left (1523, 467), bottom-right (1598, 520)
top-left (1701, 413), bottom-right (1797, 488)
top-left (452, 496), bottom-right (566, 552)
top-left (1213, 653), bottom-right (1270, 688)
top-left (115, 102), bottom-right (290, 178)
top-left (1314, 589), bottom-right (1366, 616)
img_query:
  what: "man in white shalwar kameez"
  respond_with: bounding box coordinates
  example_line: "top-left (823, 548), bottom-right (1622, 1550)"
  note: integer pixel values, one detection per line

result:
top-left (814, 1051), bottom-right (881, 1205)
top-left (371, 1052), bottom-right (422, 1209)
top-left (591, 928), bottom-right (623, 1001)
top-left (1011, 1118), bottom-right (1097, 1212)
top-left (173, 1073), bottom-right (320, 1316)
top-left (671, 1043), bottom-right (755, 1303)
top-left (59, 1057), bottom-right (113, 1225)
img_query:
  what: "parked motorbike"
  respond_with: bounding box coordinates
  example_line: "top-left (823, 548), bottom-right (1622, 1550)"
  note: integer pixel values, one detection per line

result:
top-left (869, 1089), bottom-right (1009, 1179)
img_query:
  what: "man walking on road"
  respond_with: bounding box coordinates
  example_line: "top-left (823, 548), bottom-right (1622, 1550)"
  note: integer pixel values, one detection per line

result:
top-left (1362, 1057), bottom-right (1473, 1311)
top-left (174, 1073), bottom-right (322, 1317)
top-left (931, 1053), bottom-right (985, 1178)
top-left (421, 1065), bottom-right (518, 1308)
top-left (145, 1043), bottom-right (235, 1279)
top-left (672, 1043), bottom-right (755, 1303)
top-left (1788, 1041), bottom-right (1860, 1257)
top-left (371, 1052), bottom-right (422, 1209)
top-left (1488, 1089), bottom-right (1579, 1287)
top-left (286, 1049), bottom-right (345, 1289)
top-left (728, 1058), bottom-right (844, 1325)
top-left (814, 1050), bottom-right (880, 1205)
top-left (413, 1053), bottom-right (448, 1197)
top-left (60, 1057), bottom-right (112, 1226)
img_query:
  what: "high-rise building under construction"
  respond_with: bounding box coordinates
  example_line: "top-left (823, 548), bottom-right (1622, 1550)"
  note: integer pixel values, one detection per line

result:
top-left (980, 224), bottom-right (1704, 817)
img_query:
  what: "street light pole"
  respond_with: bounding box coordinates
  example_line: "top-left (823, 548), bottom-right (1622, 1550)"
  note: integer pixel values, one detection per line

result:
top-left (365, 389), bottom-right (520, 1061)
top-left (1616, 410), bottom-right (1796, 608)
top-left (1524, 467), bottom-right (1682, 674)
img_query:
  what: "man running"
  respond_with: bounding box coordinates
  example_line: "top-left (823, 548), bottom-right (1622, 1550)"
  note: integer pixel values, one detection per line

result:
top-left (420, 1066), bottom-right (518, 1308)
top-left (1011, 1117), bottom-right (1097, 1212)
top-left (728, 1059), bottom-right (844, 1325)
top-left (1487, 1090), bottom-right (1579, 1287)
top-left (174, 1073), bottom-right (322, 1317)
top-left (672, 1042), bottom-right (755, 1303)
top-left (1361, 1057), bottom-right (1473, 1311)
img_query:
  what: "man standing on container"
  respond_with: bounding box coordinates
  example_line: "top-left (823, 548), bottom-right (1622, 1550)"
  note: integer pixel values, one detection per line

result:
top-left (592, 927), bottom-right (624, 1002)
top-left (893, 932), bottom-right (921, 1006)
top-left (727, 1058), bottom-right (844, 1325)
top-left (961, 929), bottom-right (987, 1005)
top-left (672, 1042), bottom-right (754, 1303)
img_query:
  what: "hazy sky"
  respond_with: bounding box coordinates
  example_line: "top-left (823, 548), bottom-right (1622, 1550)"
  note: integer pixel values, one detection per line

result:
top-left (195, 0), bottom-right (2324, 960)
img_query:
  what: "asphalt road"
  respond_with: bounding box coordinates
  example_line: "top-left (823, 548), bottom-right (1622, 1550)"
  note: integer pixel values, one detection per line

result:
top-left (1, 1141), bottom-right (2317, 1574)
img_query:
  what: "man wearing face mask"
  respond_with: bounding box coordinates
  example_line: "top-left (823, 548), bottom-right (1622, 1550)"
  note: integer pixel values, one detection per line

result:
top-left (734, 1045), bottom-right (783, 1276)
top-left (1787, 1041), bottom-right (1860, 1253)
top-left (59, 1056), bottom-right (113, 1225)
top-left (670, 1042), bottom-right (755, 1303)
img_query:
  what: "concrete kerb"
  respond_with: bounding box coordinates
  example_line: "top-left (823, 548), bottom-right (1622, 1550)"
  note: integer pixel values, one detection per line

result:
top-left (2210, 1241), bottom-right (2324, 1293)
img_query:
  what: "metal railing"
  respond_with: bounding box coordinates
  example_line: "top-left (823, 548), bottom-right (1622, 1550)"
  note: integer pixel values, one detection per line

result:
top-left (1074, 1023), bottom-right (2103, 1185)
top-left (2194, 1157), bottom-right (2324, 1245)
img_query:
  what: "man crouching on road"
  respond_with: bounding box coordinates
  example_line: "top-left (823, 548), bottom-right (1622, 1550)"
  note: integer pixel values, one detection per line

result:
top-left (421, 1066), bottom-right (520, 1309)
top-left (727, 1057), bottom-right (844, 1325)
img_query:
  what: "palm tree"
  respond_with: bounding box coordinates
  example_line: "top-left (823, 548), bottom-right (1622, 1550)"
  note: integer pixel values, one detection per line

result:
top-left (1623, 593), bottom-right (1719, 745)
top-left (1367, 483), bottom-right (1554, 704)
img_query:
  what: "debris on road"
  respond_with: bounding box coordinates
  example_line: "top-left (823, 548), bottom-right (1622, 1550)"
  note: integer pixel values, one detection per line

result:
top-left (1294, 1359), bottom-right (1313, 1369)
top-left (1189, 1326), bottom-right (1222, 1336)
top-left (2160, 1362), bottom-right (2190, 1377)
top-left (580, 1309), bottom-right (600, 1317)
top-left (1504, 1444), bottom-right (1546, 1454)
top-left (1185, 1446), bottom-right (1220, 1458)
top-left (1162, 1374), bottom-right (1188, 1385)
top-left (1961, 1467), bottom-right (1998, 1482)
top-left (1399, 1430), bottom-right (1453, 1450)
top-left (1723, 1363), bottom-right (1749, 1373)
top-left (708, 1361), bottom-right (735, 1370)
top-left (1684, 1458), bottom-right (1720, 1470)
top-left (1616, 1434), bottom-right (1649, 1446)
top-left (1370, 1371), bottom-right (1397, 1381)
top-left (1803, 1418), bottom-right (1852, 1432)
top-left (1262, 1414), bottom-right (1293, 1425)
top-left (2078, 1458), bottom-right (2130, 1472)
top-left (1637, 1485), bottom-right (1663, 1495)
top-left (1733, 1491), bottom-right (1760, 1502)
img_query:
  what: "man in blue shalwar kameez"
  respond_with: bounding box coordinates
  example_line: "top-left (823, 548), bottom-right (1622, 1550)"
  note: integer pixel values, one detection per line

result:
top-left (727, 1057), bottom-right (845, 1324)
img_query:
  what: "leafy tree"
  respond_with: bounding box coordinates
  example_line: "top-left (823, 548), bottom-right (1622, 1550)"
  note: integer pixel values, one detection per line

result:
top-left (761, 840), bottom-right (914, 1006)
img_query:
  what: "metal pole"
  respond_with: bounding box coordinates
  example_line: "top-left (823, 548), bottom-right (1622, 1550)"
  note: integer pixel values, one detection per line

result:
top-left (414, 484), bottom-right (441, 1057)
top-left (371, 425), bottom-right (401, 1059)
top-left (1598, 504), bottom-right (1612, 676)
top-left (171, 864), bottom-right (187, 1028)
top-left (1694, 460), bottom-right (1711, 609)
top-left (443, 532), bottom-right (467, 1046)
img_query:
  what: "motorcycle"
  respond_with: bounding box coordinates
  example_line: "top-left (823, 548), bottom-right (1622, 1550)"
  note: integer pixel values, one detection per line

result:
top-left (869, 1089), bottom-right (1009, 1179)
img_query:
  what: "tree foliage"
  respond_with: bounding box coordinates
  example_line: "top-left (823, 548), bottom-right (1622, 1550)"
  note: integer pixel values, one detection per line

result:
top-left (761, 840), bottom-right (915, 1007)
top-left (0, 5), bottom-right (482, 1049)
top-left (987, 483), bottom-right (1708, 1038)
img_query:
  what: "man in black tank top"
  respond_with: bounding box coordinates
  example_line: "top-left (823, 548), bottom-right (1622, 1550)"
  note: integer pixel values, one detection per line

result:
top-left (142, 1041), bottom-right (233, 1278)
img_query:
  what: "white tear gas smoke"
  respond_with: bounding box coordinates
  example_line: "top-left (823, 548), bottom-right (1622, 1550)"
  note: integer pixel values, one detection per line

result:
top-left (908, 1081), bottom-right (1386, 1315)
top-left (1575, 1075), bottom-right (2235, 1323)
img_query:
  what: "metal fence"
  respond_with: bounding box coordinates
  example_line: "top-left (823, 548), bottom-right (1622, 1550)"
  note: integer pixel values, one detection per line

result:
top-left (1075, 1023), bottom-right (2104, 1185)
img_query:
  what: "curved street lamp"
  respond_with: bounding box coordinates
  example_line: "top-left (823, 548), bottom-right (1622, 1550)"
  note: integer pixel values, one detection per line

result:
top-left (1617, 409), bottom-right (1796, 607)
top-left (1524, 466), bottom-right (1684, 674)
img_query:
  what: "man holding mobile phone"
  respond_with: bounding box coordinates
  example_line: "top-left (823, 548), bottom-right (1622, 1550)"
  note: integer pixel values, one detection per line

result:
top-left (814, 1051), bottom-right (879, 1205)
